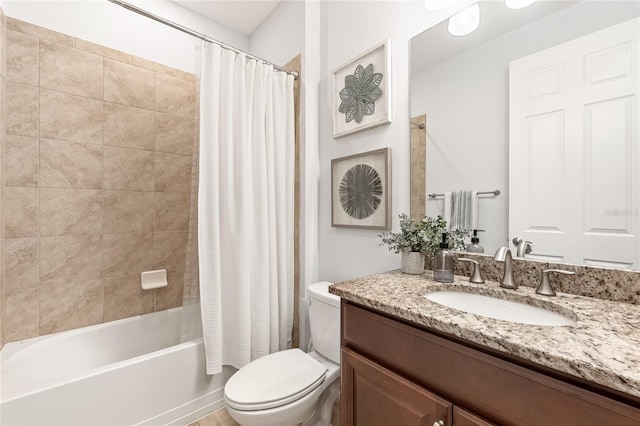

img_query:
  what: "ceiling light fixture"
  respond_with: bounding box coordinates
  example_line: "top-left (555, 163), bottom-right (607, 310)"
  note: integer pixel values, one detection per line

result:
top-left (448, 2), bottom-right (480, 36)
top-left (424, 0), bottom-right (456, 12)
top-left (505, 0), bottom-right (536, 10)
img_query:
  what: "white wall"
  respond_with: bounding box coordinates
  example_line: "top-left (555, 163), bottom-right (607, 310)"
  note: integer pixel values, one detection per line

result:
top-left (411, 1), bottom-right (640, 255)
top-left (317, 0), bottom-right (478, 283)
top-left (1, 0), bottom-right (248, 73)
top-left (249, 0), bottom-right (304, 67)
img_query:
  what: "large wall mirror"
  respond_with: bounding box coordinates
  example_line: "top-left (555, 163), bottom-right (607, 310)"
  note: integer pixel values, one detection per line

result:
top-left (410, 0), bottom-right (640, 269)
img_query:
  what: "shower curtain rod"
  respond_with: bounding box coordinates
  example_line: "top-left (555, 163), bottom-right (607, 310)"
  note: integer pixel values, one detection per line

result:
top-left (107, 0), bottom-right (299, 79)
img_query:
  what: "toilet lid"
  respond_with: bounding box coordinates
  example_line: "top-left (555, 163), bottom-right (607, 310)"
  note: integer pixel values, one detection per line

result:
top-left (225, 348), bottom-right (327, 411)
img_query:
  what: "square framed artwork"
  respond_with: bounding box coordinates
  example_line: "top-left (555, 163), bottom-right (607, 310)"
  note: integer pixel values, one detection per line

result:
top-left (332, 39), bottom-right (392, 138)
top-left (331, 148), bottom-right (391, 229)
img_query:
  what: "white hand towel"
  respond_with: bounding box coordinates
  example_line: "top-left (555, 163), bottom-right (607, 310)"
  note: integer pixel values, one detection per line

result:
top-left (443, 192), bottom-right (453, 230)
top-left (470, 190), bottom-right (478, 230)
top-left (450, 191), bottom-right (462, 231)
top-left (451, 190), bottom-right (476, 232)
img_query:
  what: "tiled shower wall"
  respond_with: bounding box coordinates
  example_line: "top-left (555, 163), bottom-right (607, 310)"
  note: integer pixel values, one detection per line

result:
top-left (1, 18), bottom-right (197, 344)
top-left (1, 7), bottom-right (7, 347)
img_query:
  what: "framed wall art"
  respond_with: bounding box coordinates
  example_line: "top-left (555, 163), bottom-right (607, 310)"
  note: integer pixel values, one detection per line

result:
top-left (331, 148), bottom-right (391, 229)
top-left (332, 39), bottom-right (392, 138)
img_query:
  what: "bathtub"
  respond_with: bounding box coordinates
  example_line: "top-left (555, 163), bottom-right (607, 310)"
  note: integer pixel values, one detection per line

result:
top-left (0, 307), bottom-right (234, 426)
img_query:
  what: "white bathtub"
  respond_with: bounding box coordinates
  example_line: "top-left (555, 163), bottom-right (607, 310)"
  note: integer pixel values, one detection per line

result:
top-left (0, 307), bottom-right (234, 426)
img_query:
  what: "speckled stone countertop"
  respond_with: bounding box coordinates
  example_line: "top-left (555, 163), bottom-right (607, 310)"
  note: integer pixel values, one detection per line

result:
top-left (329, 270), bottom-right (640, 399)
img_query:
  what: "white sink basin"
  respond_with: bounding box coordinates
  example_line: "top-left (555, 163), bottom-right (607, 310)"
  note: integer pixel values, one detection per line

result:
top-left (424, 291), bottom-right (575, 326)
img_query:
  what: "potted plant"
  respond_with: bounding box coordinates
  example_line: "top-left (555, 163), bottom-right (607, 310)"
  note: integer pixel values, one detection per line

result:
top-left (379, 214), bottom-right (465, 274)
top-left (418, 215), bottom-right (466, 259)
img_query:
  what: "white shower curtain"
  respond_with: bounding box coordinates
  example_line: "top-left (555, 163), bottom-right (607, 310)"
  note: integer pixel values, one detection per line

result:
top-left (198, 43), bottom-right (295, 375)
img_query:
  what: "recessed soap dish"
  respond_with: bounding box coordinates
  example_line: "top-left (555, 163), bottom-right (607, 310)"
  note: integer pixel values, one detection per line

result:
top-left (141, 269), bottom-right (168, 290)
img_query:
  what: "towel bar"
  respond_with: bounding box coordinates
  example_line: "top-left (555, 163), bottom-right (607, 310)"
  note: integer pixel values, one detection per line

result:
top-left (428, 190), bottom-right (500, 199)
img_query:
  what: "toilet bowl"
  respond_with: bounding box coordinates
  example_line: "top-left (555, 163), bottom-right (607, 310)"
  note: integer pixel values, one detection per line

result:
top-left (224, 282), bottom-right (341, 426)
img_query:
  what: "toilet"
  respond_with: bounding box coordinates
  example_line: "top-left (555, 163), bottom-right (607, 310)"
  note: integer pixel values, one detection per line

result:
top-left (224, 282), bottom-right (341, 426)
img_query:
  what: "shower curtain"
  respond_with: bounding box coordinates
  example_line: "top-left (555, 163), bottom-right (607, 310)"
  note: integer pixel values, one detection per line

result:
top-left (197, 43), bottom-right (295, 375)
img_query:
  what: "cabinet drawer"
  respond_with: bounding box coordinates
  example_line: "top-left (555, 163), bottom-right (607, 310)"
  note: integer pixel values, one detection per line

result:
top-left (342, 302), bottom-right (640, 426)
top-left (453, 406), bottom-right (495, 426)
top-left (341, 347), bottom-right (452, 426)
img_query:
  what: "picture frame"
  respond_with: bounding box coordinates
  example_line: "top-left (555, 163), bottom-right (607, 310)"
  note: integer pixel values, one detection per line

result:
top-left (332, 39), bottom-right (392, 138)
top-left (331, 148), bottom-right (391, 229)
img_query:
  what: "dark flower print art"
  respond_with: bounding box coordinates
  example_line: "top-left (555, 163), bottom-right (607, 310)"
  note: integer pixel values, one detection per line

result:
top-left (339, 164), bottom-right (383, 219)
top-left (338, 63), bottom-right (383, 124)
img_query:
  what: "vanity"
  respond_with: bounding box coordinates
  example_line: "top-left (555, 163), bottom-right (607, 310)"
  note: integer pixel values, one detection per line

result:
top-left (330, 272), bottom-right (640, 425)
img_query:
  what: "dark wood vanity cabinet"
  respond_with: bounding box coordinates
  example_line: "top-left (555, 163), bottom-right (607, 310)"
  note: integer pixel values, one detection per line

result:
top-left (340, 301), bottom-right (640, 426)
top-left (341, 348), bottom-right (454, 426)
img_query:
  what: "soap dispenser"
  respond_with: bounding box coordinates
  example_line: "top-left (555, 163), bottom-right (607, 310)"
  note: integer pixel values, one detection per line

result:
top-left (466, 230), bottom-right (485, 254)
top-left (433, 233), bottom-right (455, 283)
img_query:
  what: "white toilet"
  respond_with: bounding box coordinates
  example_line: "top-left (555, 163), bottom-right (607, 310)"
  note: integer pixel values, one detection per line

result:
top-left (224, 282), bottom-right (341, 426)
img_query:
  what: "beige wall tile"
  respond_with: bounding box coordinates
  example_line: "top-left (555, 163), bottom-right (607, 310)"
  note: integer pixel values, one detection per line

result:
top-left (155, 192), bottom-right (190, 231)
top-left (40, 188), bottom-right (102, 236)
top-left (3, 238), bottom-right (39, 293)
top-left (40, 89), bottom-right (103, 145)
top-left (0, 77), bottom-right (5, 135)
top-left (156, 74), bottom-right (196, 118)
top-left (3, 289), bottom-right (39, 342)
top-left (3, 186), bottom-right (38, 238)
top-left (104, 274), bottom-right (154, 322)
top-left (103, 190), bottom-right (155, 234)
top-left (104, 59), bottom-right (154, 110)
top-left (39, 280), bottom-right (103, 335)
top-left (155, 152), bottom-right (192, 193)
top-left (6, 81), bottom-right (38, 136)
top-left (7, 18), bottom-right (73, 46)
top-left (40, 138), bottom-right (103, 189)
top-left (130, 56), bottom-right (195, 83)
top-left (1, 11), bottom-right (5, 80)
top-left (154, 231), bottom-right (188, 271)
top-left (104, 146), bottom-right (154, 191)
top-left (154, 269), bottom-right (184, 311)
top-left (103, 233), bottom-right (153, 278)
top-left (1, 76), bottom-right (6, 134)
top-left (7, 30), bottom-right (38, 85)
top-left (40, 235), bottom-right (102, 285)
top-left (4, 134), bottom-right (38, 187)
top-left (74, 38), bottom-right (132, 64)
top-left (155, 113), bottom-right (195, 156)
top-left (104, 102), bottom-right (155, 151)
top-left (129, 55), bottom-right (165, 74)
top-left (40, 40), bottom-right (103, 99)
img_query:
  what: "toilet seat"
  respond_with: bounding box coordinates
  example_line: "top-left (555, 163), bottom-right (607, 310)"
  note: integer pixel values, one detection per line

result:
top-left (225, 349), bottom-right (327, 411)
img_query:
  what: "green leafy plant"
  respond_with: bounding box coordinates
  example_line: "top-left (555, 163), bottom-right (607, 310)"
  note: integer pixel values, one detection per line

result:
top-left (418, 215), bottom-right (466, 258)
top-left (378, 213), bottom-right (466, 257)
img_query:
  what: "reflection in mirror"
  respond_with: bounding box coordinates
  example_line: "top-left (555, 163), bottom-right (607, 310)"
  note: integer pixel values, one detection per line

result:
top-left (410, 0), bottom-right (640, 269)
top-left (410, 114), bottom-right (426, 220)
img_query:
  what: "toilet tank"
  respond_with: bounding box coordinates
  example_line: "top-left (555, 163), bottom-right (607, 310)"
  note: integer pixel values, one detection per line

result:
top-left (308, 282), bottom-right (340, 364)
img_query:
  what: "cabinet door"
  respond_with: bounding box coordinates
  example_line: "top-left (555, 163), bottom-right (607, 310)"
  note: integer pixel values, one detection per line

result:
top-left (341, 348), bottom-right (452, 426)
top-left (453, 406), bottom-right (495, 426)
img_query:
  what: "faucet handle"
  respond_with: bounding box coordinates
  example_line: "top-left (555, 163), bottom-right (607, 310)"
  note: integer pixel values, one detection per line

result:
top-left (458, 258), bottom-right (485, 284)
top-left (536, 269), bottom-right (575, 296)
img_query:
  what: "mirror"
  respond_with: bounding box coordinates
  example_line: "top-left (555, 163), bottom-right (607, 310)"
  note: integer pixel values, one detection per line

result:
top-left (410, 0), bottom-right (640, 269)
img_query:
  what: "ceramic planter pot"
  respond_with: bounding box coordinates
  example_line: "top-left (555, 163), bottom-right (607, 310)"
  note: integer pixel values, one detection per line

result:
top-left (401, 251), bottom-right (424, 274)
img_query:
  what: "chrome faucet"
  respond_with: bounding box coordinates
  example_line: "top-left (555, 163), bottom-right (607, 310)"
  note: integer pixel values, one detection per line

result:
top-left (536, 269), bottom-right (575, 296)
top-left (494, 247), bottom-right (517, 289)
top-left (458, 258), bottom-right (485, 284)
top-left (513, 237), bottom-right (533, 258)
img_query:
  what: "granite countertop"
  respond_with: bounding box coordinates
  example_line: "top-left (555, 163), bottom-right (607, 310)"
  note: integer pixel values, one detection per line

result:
top-left (329, 270), bottom-right (640, 399)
